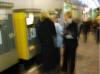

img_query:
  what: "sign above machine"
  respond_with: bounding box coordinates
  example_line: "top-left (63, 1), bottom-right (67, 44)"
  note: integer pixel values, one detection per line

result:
top-left (14, 8), bottom-right (41, 13)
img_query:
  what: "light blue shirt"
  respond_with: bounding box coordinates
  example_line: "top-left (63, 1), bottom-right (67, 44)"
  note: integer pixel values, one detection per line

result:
top-left (54, 23), bottom-right (63, 47)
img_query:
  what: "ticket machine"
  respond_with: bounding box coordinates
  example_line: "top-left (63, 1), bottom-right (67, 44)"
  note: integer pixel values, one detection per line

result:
top-left (0, 2), bottom-right (18, 72)
top-left (13, 9), bottom-right (41, 60)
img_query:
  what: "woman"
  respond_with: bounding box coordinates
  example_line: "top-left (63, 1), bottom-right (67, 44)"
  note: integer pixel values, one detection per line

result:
top-left (62, 10), bottom-right (78, 74)
top-left (51, 17), bottom-right (64, 66)
top-left (37, 11), bottom-right (57, 73)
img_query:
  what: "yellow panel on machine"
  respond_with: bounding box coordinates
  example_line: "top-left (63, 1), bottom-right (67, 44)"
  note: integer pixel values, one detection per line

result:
top-left (13, 12), bottom-right (29, 60)
top-left (13, 9), bottom-right (41, 60)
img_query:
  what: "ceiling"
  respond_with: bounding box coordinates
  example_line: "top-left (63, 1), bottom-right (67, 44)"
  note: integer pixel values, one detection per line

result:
top-left (68, 0), bottom-right (100, 9)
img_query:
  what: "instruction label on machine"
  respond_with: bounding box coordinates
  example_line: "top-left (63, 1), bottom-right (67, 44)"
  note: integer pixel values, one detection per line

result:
top-left (0, 31), bottom-right (2, 45)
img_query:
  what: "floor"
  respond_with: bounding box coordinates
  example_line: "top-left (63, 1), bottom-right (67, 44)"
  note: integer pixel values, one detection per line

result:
top-left (76, 33), bottom-right (99, 74)
top-left (2, 32), bottom-right (99, 74)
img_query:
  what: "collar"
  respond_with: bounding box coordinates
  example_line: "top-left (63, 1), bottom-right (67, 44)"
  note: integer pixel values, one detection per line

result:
top-left (67, 19), bottom-right (73, 24)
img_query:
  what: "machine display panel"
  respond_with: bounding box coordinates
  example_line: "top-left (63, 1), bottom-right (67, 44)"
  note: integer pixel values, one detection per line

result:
top-left (26, 13), bottom-right (34, 25)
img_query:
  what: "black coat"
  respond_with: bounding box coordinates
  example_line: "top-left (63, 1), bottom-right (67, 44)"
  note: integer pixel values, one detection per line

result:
top-left (62, 21), bottom-right (78, 73)
top-left (37, 18), bottom-right (57, 71)
top-left (64, 21), bottom-right (78, 39)
top-left (38, 18), bottom-right (56, 41)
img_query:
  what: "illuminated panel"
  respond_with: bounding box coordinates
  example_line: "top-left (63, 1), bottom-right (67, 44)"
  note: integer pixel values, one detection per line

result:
top-left (26, 13), bottom-right (34, 25)
top-left (94, 0), bottom-right (100, 7)
top-left (78, 0), bottom-right (100, 9)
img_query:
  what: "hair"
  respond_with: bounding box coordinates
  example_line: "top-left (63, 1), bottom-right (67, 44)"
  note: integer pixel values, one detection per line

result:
top-left (64, 10), bottom-right (72, 18)
top-left (50, 16), bottom-right (56, 23)
top-left (40, 11), bottom-right (50, 21)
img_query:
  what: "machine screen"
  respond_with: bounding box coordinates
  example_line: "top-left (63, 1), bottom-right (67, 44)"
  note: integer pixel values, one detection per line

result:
top-left (26, 13), bottom-right (34, 25)
top-left (26, 14), bottom-right (40, 51)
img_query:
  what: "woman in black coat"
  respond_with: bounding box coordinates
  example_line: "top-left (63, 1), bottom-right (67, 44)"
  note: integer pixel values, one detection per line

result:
top-left (37, 11), bottom-right (57, 73)
top-left (62, 10), bottom-right (78, 74)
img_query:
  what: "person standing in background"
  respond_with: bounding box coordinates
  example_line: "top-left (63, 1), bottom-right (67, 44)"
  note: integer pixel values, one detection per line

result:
top-left (96, 16), bottom-right (100, 44)
top-left (62, 10), bottom-right (78, 74)
top-left (37, 11), bottom-right (57, 74)
top-left (81, 18), bottom-right (91, 43)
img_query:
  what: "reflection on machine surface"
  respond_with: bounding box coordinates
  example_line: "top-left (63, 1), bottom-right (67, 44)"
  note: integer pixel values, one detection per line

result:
top-left (0, 2), bottom-right (18, 72)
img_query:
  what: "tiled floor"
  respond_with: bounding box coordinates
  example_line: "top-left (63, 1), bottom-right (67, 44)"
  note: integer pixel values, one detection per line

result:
top-left (75, 33), bottom-right (99, 74)
top-left (2, 33), bottom-right (99, 74)
top-left (26, 33), bottom-right (99, 74)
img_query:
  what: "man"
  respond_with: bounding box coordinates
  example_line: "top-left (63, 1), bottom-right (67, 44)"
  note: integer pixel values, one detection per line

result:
top-left (62, 10), bottom-right (78, 74)
top-left (96, 16), bottom-right (100, 44)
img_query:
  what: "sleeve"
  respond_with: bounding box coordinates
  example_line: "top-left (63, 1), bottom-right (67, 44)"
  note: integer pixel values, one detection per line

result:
top-left (57, 23), bottom-right (63, 34)
top-left (49, 20), bottom-right (57, 37)
top-left (70, 22), bottom-right (78, 39)
top-left (73, 23), bottom-right (78, 39)
top-left (58, 23), bottom-right (63, 32)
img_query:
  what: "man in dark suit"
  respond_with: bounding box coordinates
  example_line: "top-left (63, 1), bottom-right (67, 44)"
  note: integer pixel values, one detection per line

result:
top-left (81, 18), bottom-right (91, 43)
top-left (96, 16), bottom-right (100, 44)
top-left (62, 10), bottom-right (78, 74)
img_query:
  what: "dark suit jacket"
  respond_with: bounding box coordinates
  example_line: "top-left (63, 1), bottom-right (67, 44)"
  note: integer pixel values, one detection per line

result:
top-left (64, 21), bottom-right (78, 39)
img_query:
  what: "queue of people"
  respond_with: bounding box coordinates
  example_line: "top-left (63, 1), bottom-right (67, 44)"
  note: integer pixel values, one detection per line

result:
top-left (36, 10), bottom-right (79, 74)
top-left (36, 10), bottom-right (100, 74)
top-left (79, 16), bottom-right (100, 44)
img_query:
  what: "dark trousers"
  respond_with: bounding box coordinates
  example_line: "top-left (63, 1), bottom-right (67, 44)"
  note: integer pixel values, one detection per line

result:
top-left (96, 30), bottom-right (100, 44)
top-left (62, 39), bottom-right (78, 74)
top-left (83, 32), bottom-right (88, 43)
top-left (40, 39), bottom-right (57, 72)
top-left (56, 47), bottom-right (60, 66)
